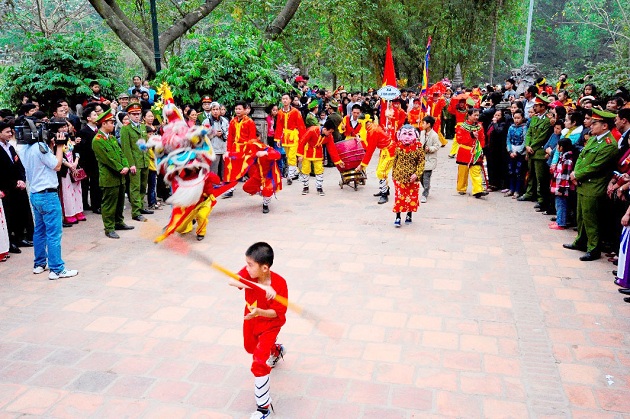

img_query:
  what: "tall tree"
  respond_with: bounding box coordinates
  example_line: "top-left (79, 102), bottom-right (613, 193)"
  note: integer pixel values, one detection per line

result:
top-left (86, 0), bottom-right (303, 78)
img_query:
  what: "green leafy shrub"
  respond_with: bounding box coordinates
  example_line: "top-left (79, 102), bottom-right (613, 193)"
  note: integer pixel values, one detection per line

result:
top-left (569, 58), bottom-right (630, 99)
top-left (155, 29), bottom-right (294, 108)
top-left (2, 32), bottom-right (123, 112)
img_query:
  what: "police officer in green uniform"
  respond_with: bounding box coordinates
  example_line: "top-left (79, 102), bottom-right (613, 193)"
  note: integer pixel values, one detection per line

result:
top-left (197, 95), bottom-right (213, 125)
top-left (120, 103), bottom-right (153, 222)
top-left (563, 108), bottom-right (619, 261)
top-left (92, 109), bottom-right (134, 239)
top-left (518, 94), bottom-right (552, 210)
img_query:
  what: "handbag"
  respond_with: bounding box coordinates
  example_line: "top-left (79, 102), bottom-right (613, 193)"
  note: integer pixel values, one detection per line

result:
top-left (71, 168), bottom-right (87, 183)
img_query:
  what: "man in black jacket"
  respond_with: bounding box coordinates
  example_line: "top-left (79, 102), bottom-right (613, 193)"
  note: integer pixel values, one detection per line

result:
top-left (0, 121), bottom-right (34, 253)
top-left (75, 105), bottom-right (102, 213)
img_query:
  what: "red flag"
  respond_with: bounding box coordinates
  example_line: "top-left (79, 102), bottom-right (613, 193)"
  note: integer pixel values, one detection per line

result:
top-left (382, 37), bottom-right (397, 87)
top-left (380, 38), bottom-right (398, 130)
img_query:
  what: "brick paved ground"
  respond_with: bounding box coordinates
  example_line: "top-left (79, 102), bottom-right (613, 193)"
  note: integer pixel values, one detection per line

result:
top-left (0, 147), bottom-right (629, 418)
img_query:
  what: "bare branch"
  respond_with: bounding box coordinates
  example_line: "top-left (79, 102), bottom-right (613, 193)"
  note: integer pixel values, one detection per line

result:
top-left (159, 0), bottom-right (223, 51)
top-left (87, 0), bottom-right (155, 73)
top-left (102, 0), bottom-right (152, 49)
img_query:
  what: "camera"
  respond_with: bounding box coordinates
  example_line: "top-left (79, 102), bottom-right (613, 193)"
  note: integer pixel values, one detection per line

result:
top-left (15, 118), bottom-right (67, 145)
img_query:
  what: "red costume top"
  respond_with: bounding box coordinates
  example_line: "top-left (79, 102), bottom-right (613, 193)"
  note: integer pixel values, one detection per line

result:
top-left (244, 141), bottom-right (283, 194)
top-left (407, 108), bottom-right (423, 128)
top-left (428, 97), bottom-right (446, 134)
top-left (339, 115), bottom-right (362, 139)
top-left (227, 115), bottom-right (258, 154)
top-left (394, 104), bottom-right (407, 127)
top-left (238, 267), bottom-right (288, 328)
top-left (274, 107), bottom-right (306, 147)
top-left (448, 99), bottom-right (468, 124)
top-left (361, 124), bottom-right (393, 167)
top-left (297, 126), bottom-right (342, 163)
top-left (379, 106), bottom-right (406, 141)
top-left (455, 122), bottom-right (485, 165)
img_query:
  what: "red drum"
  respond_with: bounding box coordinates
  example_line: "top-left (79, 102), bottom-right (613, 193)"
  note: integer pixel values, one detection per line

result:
top-left (335, 138), bottom-right (366, 171)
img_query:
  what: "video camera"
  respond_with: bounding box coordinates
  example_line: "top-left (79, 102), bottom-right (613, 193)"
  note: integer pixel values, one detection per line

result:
top-left (14, 118), bottom-right (68, 145)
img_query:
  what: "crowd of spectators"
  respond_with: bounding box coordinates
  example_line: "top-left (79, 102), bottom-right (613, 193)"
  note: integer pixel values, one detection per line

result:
top-left (0, 73), bottom-right (628, 299)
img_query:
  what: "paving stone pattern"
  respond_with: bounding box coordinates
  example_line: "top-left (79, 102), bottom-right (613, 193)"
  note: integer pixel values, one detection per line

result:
top-left (0, 147), bottom-right (628, 418)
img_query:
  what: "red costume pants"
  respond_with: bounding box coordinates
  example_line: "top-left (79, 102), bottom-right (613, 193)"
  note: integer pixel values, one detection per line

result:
top-left (243, 321), bottom-right (281, 377)
top-left (243, 172), bottom-right (275, 198)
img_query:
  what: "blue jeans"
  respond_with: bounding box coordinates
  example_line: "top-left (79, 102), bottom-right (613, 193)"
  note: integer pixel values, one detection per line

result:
top-left (30, 192), bottom-right (64, 273)
top-left (555, 195), bottom-right (567, 227)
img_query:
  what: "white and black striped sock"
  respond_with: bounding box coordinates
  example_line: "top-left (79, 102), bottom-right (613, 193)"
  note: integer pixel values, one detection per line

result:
top-left (254, 374), bottom-right (271, 409)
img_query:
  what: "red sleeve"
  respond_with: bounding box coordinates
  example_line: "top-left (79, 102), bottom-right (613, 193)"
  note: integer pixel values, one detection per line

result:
top-left (296, 111), bottom-right (306, 136)
top-left (269, 272), bottom-right (288, 319)
top-left (447, 99), bottom-right (458, 116)
top-left (324, 134), bottom-right (342, 164)
top-left (297, 128), bottom-right (310, 156)
top-left (207, 172), bottom-right (221, 185)
top-left (274, 112), bottom-right (283, 141)
top-left (434, 99), bottom-right (446, 116)
top-left (265, 146), bottom-right (281, 160)
top-left (361, 132), bottom-right (378, 166)
top-left (247, 119), bottom-right (258, 141)
top-left (227, 120), bottom-right (236, 153)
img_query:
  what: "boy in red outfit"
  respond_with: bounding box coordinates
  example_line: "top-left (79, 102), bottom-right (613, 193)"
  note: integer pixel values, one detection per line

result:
top-left (233, 242), bottom-right (288, 419)
top-left (241, 138), bottom-right (282, 214)
top-left (297, 120), bottom-right (344, 196)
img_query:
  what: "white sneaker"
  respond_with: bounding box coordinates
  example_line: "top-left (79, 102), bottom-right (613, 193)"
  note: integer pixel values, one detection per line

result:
top-left (250, 406), bottom-right (272, 419)
top-left (420, 196), bottom-right (427, 203)
top-left (48, 269), bottom-right (78, 280)
top-left (266, 344), bottom-right (286, 368)
top-left (33, 265), bottom-right (48, 274)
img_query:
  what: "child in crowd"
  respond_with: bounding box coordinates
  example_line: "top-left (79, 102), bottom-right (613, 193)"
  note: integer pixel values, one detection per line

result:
top-left (549, 138), bottom-right (575, 230)
top-left (232, 242), bottom-right (288, 419)
top-left (419, 116), bottom-right (441, 203)
top-left (391, 124), bottom-right (425, 227)
top-left (505, 109), bottom-right (527, 198)
top-left (544, 119), bottom-right (564, 173)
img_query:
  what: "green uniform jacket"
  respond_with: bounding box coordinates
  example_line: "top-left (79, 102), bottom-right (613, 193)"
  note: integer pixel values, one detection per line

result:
top-left (197, 112), bottom-right (212, 125)
top-left (574, 131), bottom-right (618, 197)
top-left (120, 123), bottom-right (150, 169)
top-left (92, 131), bottom-right (129, 187)
top-left (525, 114), bottom-right (552, 160)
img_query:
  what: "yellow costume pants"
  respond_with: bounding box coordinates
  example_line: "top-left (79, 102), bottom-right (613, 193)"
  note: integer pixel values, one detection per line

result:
top-left (176, 197), bottom-right (214, 237)
top-left (449, 138), bottom-right (459, 155)
top-left (284, 145), bottom-right (298, 166)
top-left (301, 159), bottom-right (324, 175)
top-left (376, 149), bottom-right (395, 180)
top-left (438, 130), bottom-right (448, 146)
top-left (457, 164), bottom-right (484, 195)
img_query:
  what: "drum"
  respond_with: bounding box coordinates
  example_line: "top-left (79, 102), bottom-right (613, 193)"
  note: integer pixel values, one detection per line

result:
top-left (335, 138), bottom-right (366, 171)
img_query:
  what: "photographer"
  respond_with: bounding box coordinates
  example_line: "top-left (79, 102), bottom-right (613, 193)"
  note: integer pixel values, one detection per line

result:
top-left (21, 120), bottom-right (78, 280)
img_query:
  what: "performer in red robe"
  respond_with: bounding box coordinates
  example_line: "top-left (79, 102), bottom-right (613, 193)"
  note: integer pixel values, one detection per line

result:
top-left (274, 94), bottom-right (306, 184)
top-left (297, 121), bottom-right (343, 196)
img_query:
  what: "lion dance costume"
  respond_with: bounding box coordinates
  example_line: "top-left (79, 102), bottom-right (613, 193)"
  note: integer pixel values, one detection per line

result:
top-left (149, 84), bottom-right (236, 242)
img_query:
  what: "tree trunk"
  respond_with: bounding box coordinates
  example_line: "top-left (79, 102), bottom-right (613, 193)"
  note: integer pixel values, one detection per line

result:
top-left (488, 0), bottom-right (503, 85)
top-left (89, 0), bottom-right (303, 77)
top-left (265, 0), bottom-right (303, 40)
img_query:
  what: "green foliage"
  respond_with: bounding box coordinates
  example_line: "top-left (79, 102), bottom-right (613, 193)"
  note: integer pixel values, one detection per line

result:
top-left (570, 58), bottom-right (630, 98)
top-left (1, 32), bottom-right (123, 111)
top-left (155, 27), bottom-right (293, 107)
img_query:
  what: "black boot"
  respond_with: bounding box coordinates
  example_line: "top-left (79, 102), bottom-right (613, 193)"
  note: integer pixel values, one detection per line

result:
top-left (378, 193), bottom-right (388, 204)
